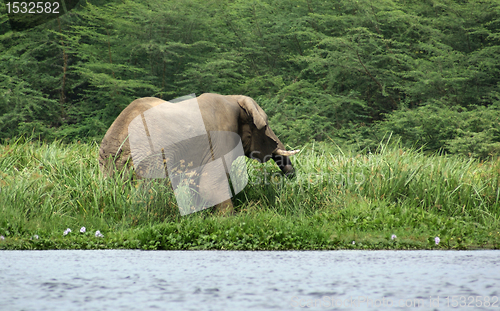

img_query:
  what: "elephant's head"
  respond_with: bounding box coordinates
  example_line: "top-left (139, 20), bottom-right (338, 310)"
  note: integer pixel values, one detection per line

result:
top-left (232, 95), bottom-right (299, 176)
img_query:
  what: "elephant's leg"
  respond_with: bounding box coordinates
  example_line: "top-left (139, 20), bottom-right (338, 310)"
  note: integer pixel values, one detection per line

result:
top-left (196, 161), bottom-right (235, 215)
top-left (214, 171), bottom-right (237, 215)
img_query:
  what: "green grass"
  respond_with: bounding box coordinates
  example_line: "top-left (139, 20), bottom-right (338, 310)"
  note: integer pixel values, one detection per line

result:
top-left (1, 137), bottom-right (499, 250)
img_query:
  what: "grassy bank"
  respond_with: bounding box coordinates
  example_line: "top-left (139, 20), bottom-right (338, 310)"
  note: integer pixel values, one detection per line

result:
top-left (1, 138), bottom-right (499, 250)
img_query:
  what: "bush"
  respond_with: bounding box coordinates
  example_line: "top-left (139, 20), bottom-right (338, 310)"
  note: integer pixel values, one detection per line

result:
top-left (374, 103), bottom-right (500, 158)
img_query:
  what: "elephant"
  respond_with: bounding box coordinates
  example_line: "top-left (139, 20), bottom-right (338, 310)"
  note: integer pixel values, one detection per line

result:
top-left (98, 93), bottom-right (299, 214)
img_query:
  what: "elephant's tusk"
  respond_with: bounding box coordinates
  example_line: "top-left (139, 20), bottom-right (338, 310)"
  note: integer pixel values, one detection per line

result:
top-left (274, 149), bottom-right (300, 156)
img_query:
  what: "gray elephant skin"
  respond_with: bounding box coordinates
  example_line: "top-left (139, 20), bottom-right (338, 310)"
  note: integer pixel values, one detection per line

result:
top-left (98, 93), bottom-right (299, 214)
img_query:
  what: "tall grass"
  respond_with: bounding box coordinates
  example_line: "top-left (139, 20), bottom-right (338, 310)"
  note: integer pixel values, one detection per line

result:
top-left (246, 140), bottom-right (500, 221)
top-left (0, 138), bottom-right (179, 237)
top-left (0, 137), bottom-right (499, 249)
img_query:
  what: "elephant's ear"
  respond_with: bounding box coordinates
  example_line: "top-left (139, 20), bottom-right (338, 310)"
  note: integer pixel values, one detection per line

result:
top-left (237, 96), bottom-right (268, 130)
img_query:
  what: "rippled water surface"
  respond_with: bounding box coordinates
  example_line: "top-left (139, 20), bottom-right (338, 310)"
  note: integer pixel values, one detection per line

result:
top-left (1, 250), bottom-right (499, 310)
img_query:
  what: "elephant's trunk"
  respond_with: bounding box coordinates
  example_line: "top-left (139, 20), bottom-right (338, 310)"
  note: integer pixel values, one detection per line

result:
top-left (271, 153), bottom-right (295, 177)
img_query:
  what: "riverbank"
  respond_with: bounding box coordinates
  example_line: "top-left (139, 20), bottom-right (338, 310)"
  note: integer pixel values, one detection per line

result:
top-left (1, 138), bottom-right (499, 250)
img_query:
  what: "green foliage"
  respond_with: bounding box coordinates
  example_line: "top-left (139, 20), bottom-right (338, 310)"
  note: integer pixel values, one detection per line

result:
top-left (0, 139), bottom-right (499, 250)
top-left (3, 0), bottom-right (500, 250)
top-left (2, 0), bottom-right (500, 153)
top-left (375, 102), bottom-right (500, 158)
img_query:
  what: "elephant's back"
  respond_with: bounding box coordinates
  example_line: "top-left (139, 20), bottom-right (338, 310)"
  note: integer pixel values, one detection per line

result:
top-left (98, 97), bottom-right (165, 175)
top-left (197, 93), bottom-right (241, 132)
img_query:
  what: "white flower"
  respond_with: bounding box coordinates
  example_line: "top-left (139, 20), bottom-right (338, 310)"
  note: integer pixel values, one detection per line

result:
top-left (0, 236), bottom-right (4, 241)
top-left (80, 227), bottom-right (86, 233)
top-left (391, 234), bottom-right (397, 240)
top-left (352, 241), bottom-right (355, 245)
top-left (63, 228), bottom-right (72, 236)
top-left (34, 235), bottom-right (39, 240)
top-left (95, 230), bottom-right (104, 238)
top-left (435, 237), bottom-right (440, 245)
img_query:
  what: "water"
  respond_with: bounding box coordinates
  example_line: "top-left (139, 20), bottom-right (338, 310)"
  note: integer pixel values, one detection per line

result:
top-left (0, 250), bottom-right (499, 311)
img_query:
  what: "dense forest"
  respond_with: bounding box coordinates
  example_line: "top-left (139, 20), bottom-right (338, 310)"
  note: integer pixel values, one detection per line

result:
top-left (1, 0), bottom-right (500, 158)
